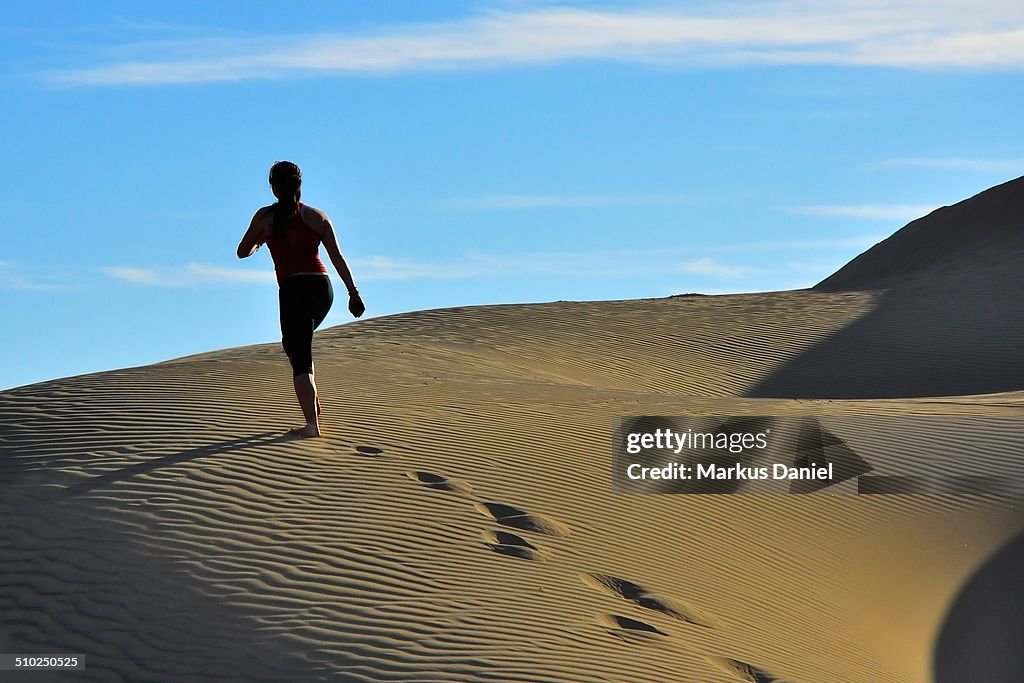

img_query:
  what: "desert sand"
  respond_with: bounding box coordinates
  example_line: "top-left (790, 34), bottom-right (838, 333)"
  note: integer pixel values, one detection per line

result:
top-left (3, 177), bottom-right (1024, 682)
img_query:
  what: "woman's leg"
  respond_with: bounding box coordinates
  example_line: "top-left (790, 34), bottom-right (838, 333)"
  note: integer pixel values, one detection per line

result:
top-left (308, 279), bottom-right (333, 422)
top-left (280, 278), bottom-right (322, 437)
top-left (292, 371), bottom-right (320, 436)
top-left (312, 362), bottom-right (321, 416)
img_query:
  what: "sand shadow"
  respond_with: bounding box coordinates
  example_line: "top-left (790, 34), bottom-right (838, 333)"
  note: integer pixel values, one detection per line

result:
top-left (582, 572), bottom-right (714, 627)
top-left (747, 276), bottom-right (1024, 399)
top-left (934, 527), bottom-right (1024, 682)
top-left (706, 656), bottom-right (787, 682)
top-left (482, 530), bottom-right (549, 561)
top-left (598, 614), bottom-right (668, 642)
top-left (57, 431), bottom-right (285, 498)
top-left (406, 471), bottom-right (474, 494)
top-left (473, 501), bottom-right (570, 537)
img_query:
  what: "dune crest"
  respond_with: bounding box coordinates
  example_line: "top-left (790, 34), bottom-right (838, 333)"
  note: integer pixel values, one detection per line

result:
top-left (817, 174), bottom-right (1024, 291)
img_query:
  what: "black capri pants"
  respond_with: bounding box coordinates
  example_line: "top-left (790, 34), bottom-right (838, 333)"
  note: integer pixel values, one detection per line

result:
top-left (278, 274), bottom-right (334, 376)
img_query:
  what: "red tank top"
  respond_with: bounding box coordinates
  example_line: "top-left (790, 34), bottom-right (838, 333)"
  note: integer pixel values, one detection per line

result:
top-left (263, 203), bottom-right (328, 285)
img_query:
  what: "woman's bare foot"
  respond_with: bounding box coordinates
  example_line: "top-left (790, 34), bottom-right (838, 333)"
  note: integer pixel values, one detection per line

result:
top-left (316, 397), bottom-right (322, 416)
top-left (287, 424), bottom-right (321, 438)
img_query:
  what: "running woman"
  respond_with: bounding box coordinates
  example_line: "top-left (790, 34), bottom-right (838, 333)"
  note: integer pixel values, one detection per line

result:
top-left (236, 161), bottom-right (365, 437)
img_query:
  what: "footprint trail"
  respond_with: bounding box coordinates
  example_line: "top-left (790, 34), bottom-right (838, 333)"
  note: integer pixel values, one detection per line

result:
top-left (473, 501), bottom-right (570, 537)
top-left (581, 572), bottom-right (715, 627)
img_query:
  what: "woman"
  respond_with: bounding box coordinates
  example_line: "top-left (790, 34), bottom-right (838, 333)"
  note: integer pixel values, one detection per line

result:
top-left (236, 161), bottom-right (365, 438)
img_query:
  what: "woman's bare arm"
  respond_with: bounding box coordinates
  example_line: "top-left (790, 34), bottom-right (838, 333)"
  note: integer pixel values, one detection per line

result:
top-left (307, 208), bottom-right (358, 294)
top-left (237, 208), bottom-right (271, 259)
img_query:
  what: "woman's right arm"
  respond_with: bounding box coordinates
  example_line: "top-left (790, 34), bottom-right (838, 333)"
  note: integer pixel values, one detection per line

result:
top-left (237, 208), bottom-right (270, 259)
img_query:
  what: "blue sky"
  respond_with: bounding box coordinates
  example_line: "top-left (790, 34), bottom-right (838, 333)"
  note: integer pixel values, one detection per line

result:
top-left (2, 1), bottom-right (1023, 389)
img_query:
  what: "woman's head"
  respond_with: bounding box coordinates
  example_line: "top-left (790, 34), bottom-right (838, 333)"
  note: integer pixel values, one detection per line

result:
top-left (269, 161), bottom-right (302, 236)
top-left (269, 161), bottom-right (302, 202)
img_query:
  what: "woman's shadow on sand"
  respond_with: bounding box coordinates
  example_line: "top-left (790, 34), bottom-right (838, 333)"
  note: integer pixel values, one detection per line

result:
top-left (56, 430), bottom-right (290, 499)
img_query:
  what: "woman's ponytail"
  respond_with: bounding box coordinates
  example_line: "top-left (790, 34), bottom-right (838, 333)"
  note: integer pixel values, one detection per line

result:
top-left (269, 161), bottom-right (302, 238)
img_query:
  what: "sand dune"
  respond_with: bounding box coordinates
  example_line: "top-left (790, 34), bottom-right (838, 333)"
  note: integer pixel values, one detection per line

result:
top-left (3, 178), bottom-right (1024, 682)
top-left (818, 175), bottom-right (1024, 291)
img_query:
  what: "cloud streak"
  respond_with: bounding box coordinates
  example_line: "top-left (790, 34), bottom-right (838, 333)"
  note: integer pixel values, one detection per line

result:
top-left (100, 236), bottom-right (878, 288)
top-left (867, 157), bottom-right (1024, 173)
top-left (101, 263), bottom-right (273, 286)
top-left (356, 239), bottom-right (877, 281)
top-left (781, 203), bottom-right (937, 221)
top-left (437, 193), bottom-right (688, 210)
top-left (0, 273), bottom-right (74, 291)
top-left (356, 255), bottom-right (496, 281)
top-left (46, 2), bottom-right (1024, 86)
top-left (678, 258), bottom-right (754, 278)
top-left (454, 250), bottom-right (759, 279)
top-left (0, 261), bottom-right (84, 291)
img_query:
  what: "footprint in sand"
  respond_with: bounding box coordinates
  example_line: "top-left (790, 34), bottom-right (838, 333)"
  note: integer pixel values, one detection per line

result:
top-left (481, 530), bottom-right (550, 561)
top-left (473, 501), bottom-right (570, 538)
top-left (354, 445), bottom-right (385, 457)
top-left (597, 613), bottom-right (668, 641)
top-left (405, 471), bottom-right (474, 494)
top-left (581, 572), bottom-right (715, 627)
top-left (399, 476), bottom-right (562, 558)
top-left (707, 656), bottom-right (789, 683)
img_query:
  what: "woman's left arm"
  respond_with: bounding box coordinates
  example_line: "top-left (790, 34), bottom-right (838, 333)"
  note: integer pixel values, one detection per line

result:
top-left (237, 208), bottom-right (270, 259)
top-left (307, 207), bottom-right (358, 294)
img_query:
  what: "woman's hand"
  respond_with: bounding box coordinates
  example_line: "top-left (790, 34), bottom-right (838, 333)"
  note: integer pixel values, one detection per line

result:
top-left (348, 290), bottom-right (365, 318)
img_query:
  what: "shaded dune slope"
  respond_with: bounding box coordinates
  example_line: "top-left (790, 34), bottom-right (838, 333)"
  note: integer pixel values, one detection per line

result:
top-left (767, 174), bottom-right (1024, 398)
top-left (817, 174), bottom-right (1024, 291)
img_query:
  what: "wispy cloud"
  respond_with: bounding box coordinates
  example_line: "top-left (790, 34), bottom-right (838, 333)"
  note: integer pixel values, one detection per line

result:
top-left (101, 263), bottom-right (273, 286)
top-left (101, 235), bottom-right (875, 288)
top-left (437, 193), bottom-right (688, 210)
top-left (782, 258), bottom-right (856, 278)
top-left (866, 157), bottom-right (1024, 173)
top-left (46, 2), bottom-right (1024, 87)
top-left (459, 249), bottom-right (760, 279)
top-left (781, 203), bottom-right (936, 221)
top-left (356, 255), bottom-right (496, 281)
top-left (0, 262), bottom-right (82, 291)
top-left (0, 274), bottom-right (73, 291)
top-left (713, 236), bottom-right (882, 251)
top-left (785, 259), bottom-right (848, 274)
top-left (360, 240), bottom-right (873, 282)
top-left (678, 258), bottom-right (753, 278)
